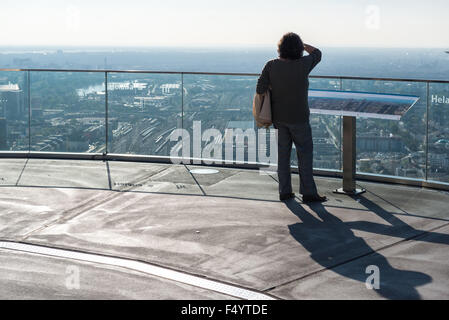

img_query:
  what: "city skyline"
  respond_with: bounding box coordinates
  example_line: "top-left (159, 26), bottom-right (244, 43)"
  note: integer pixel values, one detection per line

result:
top-left (1, 69), bottom-right (448, 183)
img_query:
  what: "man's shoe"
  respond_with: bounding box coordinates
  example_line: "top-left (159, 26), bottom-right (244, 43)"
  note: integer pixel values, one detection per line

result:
top-left (280, 193), bottom-right (295, 201)
top-left (302, 194), bottom-right (328, 203)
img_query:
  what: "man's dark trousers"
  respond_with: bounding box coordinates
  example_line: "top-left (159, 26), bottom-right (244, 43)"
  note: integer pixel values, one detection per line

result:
top-left (274, 121), bottom-right (318, 196)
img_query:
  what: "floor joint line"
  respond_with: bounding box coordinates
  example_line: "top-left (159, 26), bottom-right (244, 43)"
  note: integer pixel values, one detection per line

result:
top-left (15, 158), bottom-right (29, 186)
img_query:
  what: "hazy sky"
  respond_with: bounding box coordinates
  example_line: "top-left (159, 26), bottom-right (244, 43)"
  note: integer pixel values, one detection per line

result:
top-left (1, 0), bottom-right (448, 48)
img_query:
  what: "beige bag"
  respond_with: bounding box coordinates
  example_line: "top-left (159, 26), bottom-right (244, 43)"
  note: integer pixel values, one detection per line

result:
top-left (252, 90), bottom-right (272, 128)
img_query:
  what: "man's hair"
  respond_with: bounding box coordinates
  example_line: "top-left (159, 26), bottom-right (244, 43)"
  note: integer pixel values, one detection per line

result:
top-left (277, 32), bottom-right (304, 60)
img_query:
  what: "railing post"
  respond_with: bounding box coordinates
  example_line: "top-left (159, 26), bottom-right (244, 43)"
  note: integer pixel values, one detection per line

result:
top-left (105, 71), bottom-right (108, 155)
top-left (339, 77), bottom-right (343, 171)
top-left (334, 116), bottom-right (366, 196)
top-left (181, 72), bottom-right (184, 131)
top-left (27, 70), bottom-right (31, 153)
top-left (425, 81), bottom-right (430, 181)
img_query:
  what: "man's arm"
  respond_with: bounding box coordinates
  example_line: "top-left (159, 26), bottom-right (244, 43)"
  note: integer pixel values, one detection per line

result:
top-left (304, 43), bottom-right (318, 54)
top-left (303, 43), bottom-right (322, 73)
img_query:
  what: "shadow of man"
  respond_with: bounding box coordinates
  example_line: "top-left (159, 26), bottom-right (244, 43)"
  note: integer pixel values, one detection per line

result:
top-left (285, 199), bottom-right (432, 299)
top-left (346, 195), bottom-right (449, 245)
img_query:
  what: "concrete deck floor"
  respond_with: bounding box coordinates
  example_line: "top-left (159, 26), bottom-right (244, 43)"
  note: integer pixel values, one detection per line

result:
top-left (0, 158), bottom-right (449, 300)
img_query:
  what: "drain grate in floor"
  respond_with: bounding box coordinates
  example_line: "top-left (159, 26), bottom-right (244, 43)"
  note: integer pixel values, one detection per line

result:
top-left (0, 241), bottom-right (276, 300)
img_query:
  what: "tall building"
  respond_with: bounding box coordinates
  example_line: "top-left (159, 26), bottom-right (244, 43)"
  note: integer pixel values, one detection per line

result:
top-left (0, 117), bottom-right (7, 150)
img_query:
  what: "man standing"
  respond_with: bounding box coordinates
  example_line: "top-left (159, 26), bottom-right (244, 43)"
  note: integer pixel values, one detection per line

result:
top-left (256, 32), bottom-right (327, 203)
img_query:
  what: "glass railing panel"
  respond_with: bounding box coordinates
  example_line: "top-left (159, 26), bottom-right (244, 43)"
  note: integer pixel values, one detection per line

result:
top-left (29, 71), bottom-right (105, 153)
top-left (342, 79), bottom-right (427, 179)
top-left (309, 77), bottom-right (342, 171)
top-left (107, 72), bottom-right (182, 157)
top-left (427, 82), bottom-right (449, 184)
top-left (182, 74), bottom-right (260, 164)
top-left (0, 71), bottom-right (29, 151)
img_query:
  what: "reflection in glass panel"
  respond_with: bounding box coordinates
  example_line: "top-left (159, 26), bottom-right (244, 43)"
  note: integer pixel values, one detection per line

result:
top-left (309, 77), bottom-right (342, 171)
top-left (428, 82), bottom-right (449, 184)
top-left (342, 79), bottom-right (426, 179)
top-left (108, 72), bottom-right (182, 156)
top-left (0, 71), bottom-right (28, 151)
top-left (30, 71), bottom-right (105, 153)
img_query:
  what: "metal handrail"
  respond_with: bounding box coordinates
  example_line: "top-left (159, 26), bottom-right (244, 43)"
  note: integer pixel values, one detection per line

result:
top-left (1, 68), bottom-right (449, 83)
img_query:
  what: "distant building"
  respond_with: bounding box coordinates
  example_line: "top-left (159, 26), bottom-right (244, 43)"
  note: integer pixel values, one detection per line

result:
top-left (31, 108), bottom-right (44, 119)
top-left (0, 117), bottom-right (7, 150)
top-left (429, 153), bottom-right (449, 169)
top-left (161, 84), bottom-right (180, 95)
top-left (357, 135), bottom-right (404, 153)
top-left (0, 83), bottom-right (25, 120)
top-left (314, 138), bottom-right (338, 155)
